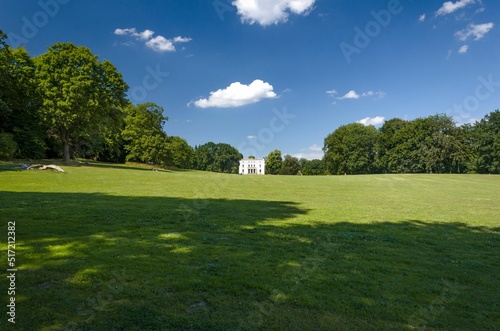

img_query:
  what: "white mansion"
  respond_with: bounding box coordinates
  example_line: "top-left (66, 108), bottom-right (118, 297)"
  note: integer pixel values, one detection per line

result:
top-left (239, 158), bottom-right (265, 175)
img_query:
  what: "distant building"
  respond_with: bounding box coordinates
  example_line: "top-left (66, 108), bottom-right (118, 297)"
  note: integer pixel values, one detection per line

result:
top-left (239, 158), bottom-right (265, 175)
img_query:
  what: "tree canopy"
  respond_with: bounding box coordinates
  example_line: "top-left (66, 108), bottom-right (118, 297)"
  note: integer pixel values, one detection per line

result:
top-left (265, 149), bottom-right (282, 175)
top-left (122, 102), bottom-right (170, 166)
top-left (281, 154), bottom-right (300, 175)
top-left (324, 123), bottom-right (378, 175)
top-left (194, 142), bottom-right (242, 174)
top-left (35, 42), bottom-right (129, 162)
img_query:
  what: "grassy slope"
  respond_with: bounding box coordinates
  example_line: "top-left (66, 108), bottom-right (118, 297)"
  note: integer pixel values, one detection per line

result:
top-left (0, 163), bottom-right (499, 330)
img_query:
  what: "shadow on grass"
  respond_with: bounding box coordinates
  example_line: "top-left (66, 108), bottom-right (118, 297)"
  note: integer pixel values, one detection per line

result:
top-left (1, 191), bottom-right (498, 330)
top-left (0, 160), bottom-right (177, 173)
top-left (81, 162), bottom-right (169, 173)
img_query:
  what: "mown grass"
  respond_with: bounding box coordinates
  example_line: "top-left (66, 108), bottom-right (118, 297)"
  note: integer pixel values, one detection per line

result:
top-left (0, 161), bottom-right (499, 330)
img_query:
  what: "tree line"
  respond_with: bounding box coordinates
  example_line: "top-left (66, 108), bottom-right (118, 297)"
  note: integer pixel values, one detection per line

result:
top-left (264, 111), bottom-right (499, 175)
top-left (1, 29), bottom-right (498, 174)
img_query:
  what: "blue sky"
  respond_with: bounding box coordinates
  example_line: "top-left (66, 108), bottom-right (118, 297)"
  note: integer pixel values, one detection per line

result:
top-left (1, 0), bottom-right (499, 159)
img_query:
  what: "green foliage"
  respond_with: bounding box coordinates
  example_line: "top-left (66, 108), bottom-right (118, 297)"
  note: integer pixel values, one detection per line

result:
top-left (35, 42), bottom-right (128, 162)
top-left (0, 132), bottom-right (17, 159)
top-left (280, 154), bottom-right (300, 175)
top-left (324, 123), bottom-right (378, 175)
top-left (376, 115), bottom-right (472, 174)
top-left (376, 118), bottom-right (410, 171)
top-left (473, 110), bottom-right (500, 174)
top-left (324, 114), bottom-right (488, 175)
top-left (301, 159), bottom-right (325, 175)
top-left (166, 136), bottom-right (194, 169)
top-left (265, 149), bottom-right (282, 175)
top-left (0, 32), bottom-right (47, 158)
top-left (194, 142), bottom-right (242, 173)
top-left (122, 103), bottom-right (171, 166)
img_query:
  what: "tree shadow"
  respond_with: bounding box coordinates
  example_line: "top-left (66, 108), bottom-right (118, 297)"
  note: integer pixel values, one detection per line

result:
top-left (1, 191), bottom-right (498, 330)
top-left (81, 162), bottom-right (172, 172)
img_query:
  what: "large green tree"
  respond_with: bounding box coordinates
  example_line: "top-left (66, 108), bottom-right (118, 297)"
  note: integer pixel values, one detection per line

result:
top-left (35, 42), bottom-right (128, 162)
top-left (281, 154), bottom-right (300, 175)
top-left (265, 149), bottom-right (282, 175)
top-left (0, 30), bottom-right (46, 159)
top-left (0, 29), bottom-right (11, 130)
top-left (166, 136), bottom-right (194, 169)
top-left (301, 159), bottom-right (325, 175)
top-left (194, 142), bottom-right (242, 173)
top-left (473, 110), bottom-right (500, 174)
top-left (122, 102), bottom-right (170, 166)
top-left (378, 115), bottom-right (469, 173)
top-left (324, 123), bottom-right (378, 175)
top-left (376, 118), bottom-right (410, 172)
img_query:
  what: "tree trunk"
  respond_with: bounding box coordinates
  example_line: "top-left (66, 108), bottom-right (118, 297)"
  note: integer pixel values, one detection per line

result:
top-left (63, 141), bottom-right (70, 163)
top-left (61, 130), bottom-right (71, 163)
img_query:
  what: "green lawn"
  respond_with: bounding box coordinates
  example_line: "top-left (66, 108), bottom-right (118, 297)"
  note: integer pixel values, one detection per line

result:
top-left (1, 162), bottom-right (499, 330)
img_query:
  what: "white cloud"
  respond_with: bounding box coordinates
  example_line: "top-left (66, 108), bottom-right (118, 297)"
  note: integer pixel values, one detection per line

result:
top-left (337, 90), bottom-right (385, 100)
top-left (338, 90), bottom-right (360, 100)
top-left (455, 22), bottom-right (494, 41)
top-left (292, 144), bottom-right (324, 160)
top-left (458, 44), bottom-right (469, 54)
top-left (146, 36), bottom-right (175, 52)
top-left (114, 28), bottom-right (154, 40)
top-left (293, 151), bottom-right (324, 160)
top-left (193, 79), bottom-right (277, 108)
top-left (173, 36), bottom-right (192, 43)
top-left (455, 117), bottom-right (479, 126)
top-left (247, 135), bottom-right (257, 139)
top-left (326, 89), bottom-right (338, 96)
top-left (362, 91), bottom-right (386, 98)
top-left (436, 0), bottom-right (475, 16)
top-left (232, 0), bottom-right (316, 26)
top-left (308, 144), bottom-right (322, 152)
top-left (114, 28), bottom-right (191, 52)
top-left (358, 116), bottom-right (385, 126)
top-left (419, 14), bottom-right (426, 22)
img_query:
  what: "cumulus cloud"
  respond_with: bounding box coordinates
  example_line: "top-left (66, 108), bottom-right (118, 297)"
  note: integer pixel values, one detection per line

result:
top-left (358, 116), bottom-right (385, 126)
top-left (115, 28), bottom-right (154, 40)
top-left (326, 89), bottom-right (338, 96)
top-left (458, 44), bottom-right (469, 54)
top-left (337, 90), bottom-right (385, 100)
top-left (338, 90), bottom-right (360, 100)
top-left (419, 14), bottom-right (426, 22)
top-left (233, 0), bottom-right (316, 26)
top-left (247, 135), bottom-right (257, 139)
top-left (193, 79), bottom-right (277, 108)
top-left (145, 36), bottom-right (175, 52)
top-left (436, 0), bottom-right (475, 16)
top-left (455, 22), bottom-right (494, 41)
top-left (293, 144), bottom-right (324, 160)
top-left (173, 36), bottom-right (192, 43)
top-left (308, 144), bottom-right (322, 151)
top-left (114, 28), bottom-right (191, 52)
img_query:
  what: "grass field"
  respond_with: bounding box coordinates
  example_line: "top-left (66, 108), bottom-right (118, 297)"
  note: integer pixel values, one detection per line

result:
top-left (0, 162), bottom-right (499, 330)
